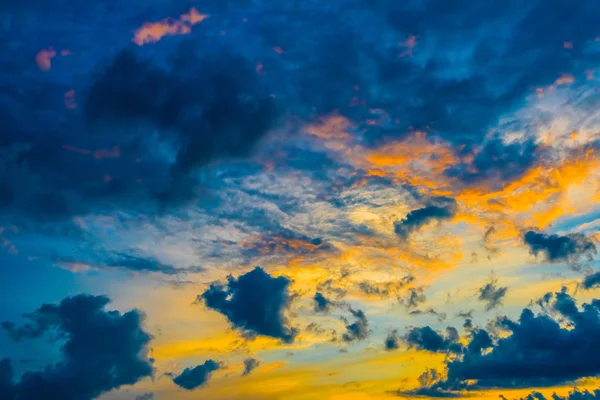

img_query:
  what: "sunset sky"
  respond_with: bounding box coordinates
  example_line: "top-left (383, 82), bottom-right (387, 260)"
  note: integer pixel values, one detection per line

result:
top-left (1, 1), bottom-right (600, 399)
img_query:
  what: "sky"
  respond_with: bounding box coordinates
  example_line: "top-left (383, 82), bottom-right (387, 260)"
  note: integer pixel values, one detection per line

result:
top-left (1, 0), bottom-right (600, 399)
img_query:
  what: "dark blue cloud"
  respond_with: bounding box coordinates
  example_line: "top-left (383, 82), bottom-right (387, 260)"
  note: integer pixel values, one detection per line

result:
top-left (384, 330), bottom-right (400, 351)
top-left (394, 197), bottom-right (457, 240)
top-left (511, 388), bottom-right (600, 400)
top-left (404, 326), bottom-right (462, 354)
top-left (0, 294), bottom-right (153, 400)
top-left (199, 267), bottom-right (298, 343)
top-left (477, 277), bottom-right (508, 311)
top-left (172, 360), bottom-right (221, 391)
top-left (313, 292), bottom-right (332, 313)
top-left (446, 138), bottom-right (539, 187)
top-left (341, 308), bottom-right (369, 342)
top-left (242, 358), bottom-right (260, 376)
top-left (0, 41), bottom-right (280, 224)
top-left (524, 231), bottom-right (597, 264)
top-left (582, 272), bottom-right (600, 290)
top-left (408, 288), bottom-right (600, 394)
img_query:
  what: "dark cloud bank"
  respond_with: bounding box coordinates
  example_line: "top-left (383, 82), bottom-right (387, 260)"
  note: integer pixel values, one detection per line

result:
top-left (0, 295), bottom-right (153, 400)
top-left (398, 287), bottom-right (600, 396)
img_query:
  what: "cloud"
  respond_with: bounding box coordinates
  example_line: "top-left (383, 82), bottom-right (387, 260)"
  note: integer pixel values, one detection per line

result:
top-left (199, 267), bottom-right (298, 343)
top-left (0, 43), bottom-right (280, 225)
top-left (0, 295), bottom-right (153, 399)
top-left (398, 287), bottom-right (427, 310)
top-left (341, 308), bottom-right (369, 342)
top-left (313, 292), bottom-right (332, 313)
top-left (510, 388), bottom-right (600, 400)
top-left (136, 393), bottom-right (154, 400)
top-left (409, 308), bottom-right (447, 322)
top-left (384, 330), bottom-right (400, 351)
top-left (477, 277), bottom-right (508, 311)
top-left (242, 358), bottom-right (260, 376)
top-left (394, 197), bottom-right (457, 240)
top-left (409, 288), bottom-right (600, 394)
top-left (445, 137), bottom-right (539, 187)
top-left (49, 251), bottom-right (188, 276)
top-left (404, 326), bottom-right (462, 354)
top-left (172, 360), bottom-right (221, 391)
top-left (524, 231), bottom-right (597, 264)
top-left (582, 272), bottom-right (600, 290)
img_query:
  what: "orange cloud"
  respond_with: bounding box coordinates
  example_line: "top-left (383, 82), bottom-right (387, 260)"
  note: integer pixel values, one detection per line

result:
top-left (132, 7), bottom-right (208, 46)
top-left (35, 48), bottom-right (56, 71)
top-left (555, 73), bottom-right (575, 85)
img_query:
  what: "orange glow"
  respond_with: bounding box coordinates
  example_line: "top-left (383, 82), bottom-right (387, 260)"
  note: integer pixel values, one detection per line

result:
top-left (132, 8), bottom-right (207, 46)
top-left (399, 34), bottom-right (417, 57)
top-left (35, 48), bottom-right (56, 71)
top-left (555, 73), bottom-right (575, 85)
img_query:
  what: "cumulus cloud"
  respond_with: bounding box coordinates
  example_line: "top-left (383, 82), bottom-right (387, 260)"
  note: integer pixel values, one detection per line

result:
top-left (406, 288), bottom-right (600, 395)
top-left (582, 272), bottom-right (600, 290)
top-left (199, 267), bottom-right (298, 343)
top-left (172, 360), bottom-right (222, 390)
top-left (404, 326), bottom-right (462, 354)
top-left (511, 388), bottom-right (600, 400)
top-left (524, 231), bottom-right (596, 264)
top-left (0, 295), bottom-right (153, 400)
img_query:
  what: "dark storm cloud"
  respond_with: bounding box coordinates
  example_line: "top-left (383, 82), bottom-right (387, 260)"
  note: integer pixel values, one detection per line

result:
top-left (0, 42), bottom-right (280, 223)
top-left (477, 277), bottom-right (508, 311)
top-left (341, 308), bottom-right (369, 342)
top-left (242, 358), bottom-right (260, 376)
top-left (408, 288), bottom-right (600, 395)
top-left (394, 197), bottom-right (457, 240)
top-left (199, 267), bottom-right (298, 343)
top-left (524, 231), bottom-right (597, 264)
top-left (172, 360), bottom-right (222, 390)
top-left (313, 292), bottom-right (332, 313)
top-left (0, 295), bottom-right (153, 400)
top-left (582, 272), bottom-right (600, 290)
